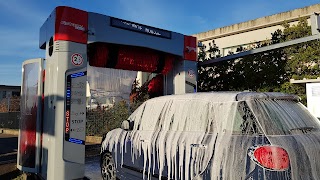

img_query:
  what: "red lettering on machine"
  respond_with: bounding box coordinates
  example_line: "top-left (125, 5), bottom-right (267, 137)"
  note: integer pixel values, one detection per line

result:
top-left (66, 110), bottom-right (70, 133)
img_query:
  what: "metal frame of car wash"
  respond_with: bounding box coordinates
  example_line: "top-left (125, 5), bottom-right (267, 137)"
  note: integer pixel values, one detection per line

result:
top-left (17, 6), bottom-right (198, 180)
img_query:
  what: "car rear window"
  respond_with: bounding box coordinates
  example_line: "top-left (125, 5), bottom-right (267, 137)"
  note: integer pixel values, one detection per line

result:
top-left (246, 99), bottom-right (320, 135)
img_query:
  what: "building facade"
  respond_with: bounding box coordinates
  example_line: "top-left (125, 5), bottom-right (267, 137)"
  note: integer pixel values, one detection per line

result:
top-left (193, 4), bottom-right (320, 57)
top-left (0, 85), bottom-right (20, 100)
top-left (0, 85), bottom-right (21, 112)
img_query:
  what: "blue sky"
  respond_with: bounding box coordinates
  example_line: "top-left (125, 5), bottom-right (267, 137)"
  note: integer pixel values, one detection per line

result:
top-left (0, 0), bottom-right (319, 86)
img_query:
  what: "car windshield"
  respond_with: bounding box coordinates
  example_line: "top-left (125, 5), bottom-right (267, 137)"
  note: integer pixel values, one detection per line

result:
top-left (246, 99), bottom-right (320, 135)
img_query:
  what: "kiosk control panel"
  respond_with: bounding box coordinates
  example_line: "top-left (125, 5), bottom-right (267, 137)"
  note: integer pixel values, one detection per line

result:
top-left (64, 68), bottom-right (87, 163)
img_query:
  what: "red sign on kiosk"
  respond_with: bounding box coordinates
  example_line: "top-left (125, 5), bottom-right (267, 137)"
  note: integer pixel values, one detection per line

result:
top-left (65, 110), bottom-right (70, 133)
top-left (55, 6), bottom-right (88, 44)
top-left (184, 35), bottom-right (197, 61)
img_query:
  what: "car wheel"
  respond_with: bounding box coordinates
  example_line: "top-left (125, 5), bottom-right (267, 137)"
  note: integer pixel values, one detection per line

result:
top-left (101, 152), bottom-right (116, 180)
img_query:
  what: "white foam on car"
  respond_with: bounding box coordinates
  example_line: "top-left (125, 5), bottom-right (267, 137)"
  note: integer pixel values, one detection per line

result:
top-left (102, 92), bottom-right (320, 179)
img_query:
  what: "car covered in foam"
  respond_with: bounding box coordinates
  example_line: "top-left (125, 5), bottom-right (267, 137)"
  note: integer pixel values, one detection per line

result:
top-left (100, 92), bottom-right (320, 180)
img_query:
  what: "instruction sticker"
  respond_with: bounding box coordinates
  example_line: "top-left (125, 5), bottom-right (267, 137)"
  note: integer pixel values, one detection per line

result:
top-left (65, 70), bottom-right (87, 145)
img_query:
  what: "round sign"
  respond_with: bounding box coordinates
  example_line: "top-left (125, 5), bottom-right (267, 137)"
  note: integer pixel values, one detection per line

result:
top-left (71, 53), bottom-right (83, 66)
top-left (188, 69), bottom-right (195, 78)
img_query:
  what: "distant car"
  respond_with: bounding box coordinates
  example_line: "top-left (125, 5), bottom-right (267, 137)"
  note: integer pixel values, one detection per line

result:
top-left (100, 92), bottom-right (320, 180)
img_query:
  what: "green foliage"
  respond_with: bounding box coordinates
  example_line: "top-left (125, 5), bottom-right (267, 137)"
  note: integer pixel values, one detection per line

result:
top-left (283, 20), bottom-right (320, 78)
top-left (198, 40), bottom-right (223, 90)
top-left (281, 18), bottom-right (311, 41)
top-left (198, 34), bottom-right (287, 91)
top-left (107, 101), bottom-right (131, 131)
top-left (279, 18), bottom-right (320, 104)
top-left (130, 79), bottom-right (149, 111)
top-left (86, 100), bottom-right (131, 136)
top-left (280, 82), bottom-right (307, 105)
top-left (198, 18), bottom-right (320, 105)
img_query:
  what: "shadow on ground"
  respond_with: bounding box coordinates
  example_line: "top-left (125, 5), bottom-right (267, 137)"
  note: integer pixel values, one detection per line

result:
top-left (0, 142), bottom-right (101, 180)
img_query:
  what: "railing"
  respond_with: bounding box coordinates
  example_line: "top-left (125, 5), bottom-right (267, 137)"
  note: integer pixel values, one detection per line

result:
top-left (0, 96), bottom-right (20, 129)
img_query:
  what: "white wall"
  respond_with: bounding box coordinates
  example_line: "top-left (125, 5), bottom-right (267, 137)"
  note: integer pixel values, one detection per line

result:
top-left (306, 83), bottom-right (320, 118)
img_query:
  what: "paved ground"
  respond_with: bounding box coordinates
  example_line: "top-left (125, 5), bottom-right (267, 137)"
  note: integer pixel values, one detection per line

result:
top-left (0, 134), bottom-right (18, 166)
top-left (85, 155), bottom-right (101, 180)
top-left (0, 134), bottom-right (19, 179)
top-left (0, 133), bottom-right (102, 179)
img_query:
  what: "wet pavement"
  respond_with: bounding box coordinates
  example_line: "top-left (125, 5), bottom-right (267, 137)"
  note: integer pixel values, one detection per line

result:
top-left (0, 134), bottom-right (18, 166)
top-left (0, 133), bottom-right (19, 178)
top-left (0, 133), bottom-right (103, 179)
top-left (85, 155), bottom-right (101, 180)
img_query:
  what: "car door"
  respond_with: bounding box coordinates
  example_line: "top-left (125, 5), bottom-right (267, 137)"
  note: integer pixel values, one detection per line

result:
top-left (153, 99), bottom-right (229, 179)
top-left (120, 99), bottom-right (168, 179)
top-left (176, 100), bottom-right (241, 180)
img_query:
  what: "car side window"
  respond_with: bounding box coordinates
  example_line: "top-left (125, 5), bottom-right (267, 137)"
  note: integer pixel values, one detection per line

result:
top-left (233, 101), bottom-right (262, 135)
top-left (127, 103), bottom-right (145, 130)
top-left (134, 100), bottom-right (167, 131)
top-left (164, 100), bottom-right (211, 132)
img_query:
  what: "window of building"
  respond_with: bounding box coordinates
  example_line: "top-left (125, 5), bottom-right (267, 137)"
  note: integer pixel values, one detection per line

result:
top-left (12, 91), bottom-right (20, 97)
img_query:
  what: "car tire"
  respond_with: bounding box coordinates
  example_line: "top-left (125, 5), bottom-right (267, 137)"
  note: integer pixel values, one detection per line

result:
top-left (101, 152), bottom-right (116, 180)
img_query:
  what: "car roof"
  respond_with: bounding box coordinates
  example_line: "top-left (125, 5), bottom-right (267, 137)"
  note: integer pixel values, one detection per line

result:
top-left (235, 92), bottom-right (300, 101)
top-left (147, 91), bottom-right (300, 103)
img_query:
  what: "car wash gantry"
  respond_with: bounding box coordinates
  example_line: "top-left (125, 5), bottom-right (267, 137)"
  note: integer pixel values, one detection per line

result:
top-left (17, 6), bottom-right (197, 180)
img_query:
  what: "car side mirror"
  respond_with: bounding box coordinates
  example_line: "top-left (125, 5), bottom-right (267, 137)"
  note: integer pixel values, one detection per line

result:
top-left (121, 120), bottom-right (132, 131)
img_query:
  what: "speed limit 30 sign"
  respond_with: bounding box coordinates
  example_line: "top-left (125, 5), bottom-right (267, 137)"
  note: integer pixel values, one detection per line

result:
top-left (71, 53), bottom-right (84, 66)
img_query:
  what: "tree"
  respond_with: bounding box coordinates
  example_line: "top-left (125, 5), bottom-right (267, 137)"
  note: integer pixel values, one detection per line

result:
top-left (279, 18), bottom-right (320, 104)
top-left (198, 40), bottom-right (224, 91)
top-left (198, 18), bottom-right (320, 105)
top-left (130, 79), bottom-right (150, 111)
top-left (281, 19), bottom-right (320, 80)
top-left (198, 33), bottom-right (287, 92)
top-left (86, 100), bottom-right (131, 136)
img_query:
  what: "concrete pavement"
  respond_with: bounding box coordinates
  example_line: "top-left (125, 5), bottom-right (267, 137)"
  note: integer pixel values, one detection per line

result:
top-left (0, 133), bottom-right (19, 179)
top-left (0, 134), bottom-right (17, 166)
top-left (0, 132), bottom-right (102, 179)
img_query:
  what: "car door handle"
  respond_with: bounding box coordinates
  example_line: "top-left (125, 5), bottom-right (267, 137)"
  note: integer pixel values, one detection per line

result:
top-left (140, 139), bottom-right (149, 143)
top-left (190, 144), bottom-right (207, 148)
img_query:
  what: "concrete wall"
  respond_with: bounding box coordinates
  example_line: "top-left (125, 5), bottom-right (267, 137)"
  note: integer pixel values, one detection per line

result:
top-left (194, 4), bottom-right (320, 56)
